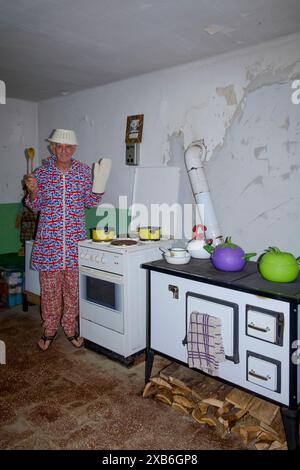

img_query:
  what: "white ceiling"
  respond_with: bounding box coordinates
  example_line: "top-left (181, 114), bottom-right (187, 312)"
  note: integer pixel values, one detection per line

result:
top-left (1, 0), bottom-right (300, 102)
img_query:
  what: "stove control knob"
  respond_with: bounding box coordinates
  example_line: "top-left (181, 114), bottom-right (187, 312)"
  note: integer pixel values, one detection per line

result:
top-left (101, 256), bottom-right (106, 264)
top-left (80, 251), bottom-right (85, 258)
top-left (95, 256), bottom-right (100, 263)
top-left (85, 253), bottom-right (90, 259)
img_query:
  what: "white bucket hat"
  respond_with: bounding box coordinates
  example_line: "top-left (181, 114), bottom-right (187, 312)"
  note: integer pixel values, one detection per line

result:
top-left (47, 129), bottom-right (78, 145)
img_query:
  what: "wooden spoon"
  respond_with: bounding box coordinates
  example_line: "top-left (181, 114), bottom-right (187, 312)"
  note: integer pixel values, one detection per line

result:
top-left (26, 147), bottom-right (35, 174)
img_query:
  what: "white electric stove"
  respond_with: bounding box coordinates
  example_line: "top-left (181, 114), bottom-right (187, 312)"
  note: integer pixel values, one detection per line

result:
top-left (78, 238), bottom-right (173, 363)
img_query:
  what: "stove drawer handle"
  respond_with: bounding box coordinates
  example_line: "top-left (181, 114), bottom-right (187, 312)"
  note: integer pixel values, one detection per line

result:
top-left (249, 369), bottom-right (271, 381)
top-left (248, 323), bottom-right (270, 333)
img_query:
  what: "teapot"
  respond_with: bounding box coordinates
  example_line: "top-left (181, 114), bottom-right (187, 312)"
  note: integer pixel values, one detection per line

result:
top-left (258, 247), bottom-right (300, 283)
top-left (187, 225), bottom-right (211, 259)
top-left (204, 236), bottom-right (256, 272)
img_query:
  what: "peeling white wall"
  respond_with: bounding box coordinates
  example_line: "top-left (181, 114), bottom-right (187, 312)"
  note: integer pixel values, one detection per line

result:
top-left (0, 98), bottom-right (38, 203)
top-left (38, 33), bottom-right (300, 256)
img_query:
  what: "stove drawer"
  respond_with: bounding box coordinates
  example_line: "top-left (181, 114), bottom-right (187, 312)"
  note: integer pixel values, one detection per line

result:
top-left (246, 305), bottom-right (284, 345)
top-left (247, 351), bottom-right (281, 393)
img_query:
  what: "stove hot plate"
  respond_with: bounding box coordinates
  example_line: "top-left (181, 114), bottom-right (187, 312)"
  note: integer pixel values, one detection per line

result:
top-left (110, 239), bottom-right (138, 247)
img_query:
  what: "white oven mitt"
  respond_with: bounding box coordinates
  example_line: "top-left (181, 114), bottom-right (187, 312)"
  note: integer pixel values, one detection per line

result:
top-left (92, 158), bottom-right (112, 194)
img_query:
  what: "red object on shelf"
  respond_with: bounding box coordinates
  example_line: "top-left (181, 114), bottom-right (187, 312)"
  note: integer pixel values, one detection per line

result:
top-left (192, 224), bottom-right (207, 240)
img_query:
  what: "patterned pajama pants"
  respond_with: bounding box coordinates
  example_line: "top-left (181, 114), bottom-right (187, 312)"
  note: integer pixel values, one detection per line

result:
top-left (39, 270), bottom-right (79, 337)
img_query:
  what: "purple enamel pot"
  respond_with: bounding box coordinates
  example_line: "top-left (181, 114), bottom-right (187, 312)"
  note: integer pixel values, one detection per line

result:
top-left (211, 245), bottom-right (246, 272)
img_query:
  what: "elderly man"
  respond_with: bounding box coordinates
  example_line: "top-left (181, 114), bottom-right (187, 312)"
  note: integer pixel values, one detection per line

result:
top-left (25, 129), bottom-right (111, 351)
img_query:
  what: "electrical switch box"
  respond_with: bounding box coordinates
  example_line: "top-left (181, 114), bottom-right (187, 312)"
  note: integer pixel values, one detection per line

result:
top-left (126, 144), bottom-right (140, 166)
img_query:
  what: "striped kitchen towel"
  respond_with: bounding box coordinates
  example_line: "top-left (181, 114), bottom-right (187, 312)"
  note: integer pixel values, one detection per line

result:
top-left (187, 311), bottom-right (226, 376)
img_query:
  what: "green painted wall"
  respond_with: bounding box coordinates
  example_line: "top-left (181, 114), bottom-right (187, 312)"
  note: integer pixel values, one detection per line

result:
top-left (0, 203), bottom-right (130, 255)
top-left (0, 203), bottom-right (22, 255)
top-left (85, 207), bottom-right (130, 237)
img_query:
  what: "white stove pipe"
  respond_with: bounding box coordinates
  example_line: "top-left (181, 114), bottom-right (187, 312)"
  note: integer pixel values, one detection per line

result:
top-left (184, 140), bottom-right (222, 244)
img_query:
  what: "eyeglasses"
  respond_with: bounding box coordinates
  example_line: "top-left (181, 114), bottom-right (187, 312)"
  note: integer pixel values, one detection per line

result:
top-left (55, 144), bottom-right (77, 152)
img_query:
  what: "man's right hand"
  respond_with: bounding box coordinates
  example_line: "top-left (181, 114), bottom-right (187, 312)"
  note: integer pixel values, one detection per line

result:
top-left (25, 174), bottom-right (38, 197)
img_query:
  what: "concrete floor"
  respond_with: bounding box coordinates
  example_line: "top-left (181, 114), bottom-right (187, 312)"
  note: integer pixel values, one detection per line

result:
top-left (0, 305), bottom-right (245, 450)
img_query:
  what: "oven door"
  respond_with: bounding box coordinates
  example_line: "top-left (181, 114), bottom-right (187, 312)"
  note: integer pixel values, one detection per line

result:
top-left (186, 292), bottom-right (239, 364)
top-left (79, 266), bottom-right (124, 334)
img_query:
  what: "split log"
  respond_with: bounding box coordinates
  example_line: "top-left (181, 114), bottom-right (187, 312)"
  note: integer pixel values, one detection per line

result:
top-left (189, 377), bottom-right (225, 400)
top-left (268, 440), bottom-right (286, 450)
top-left (173, 395), bottom-right (195, 410)
top-left (142, 381), bottom-right (159, 398)
top-left (155, 388), bottom-right (173, 406)
top-left (192, 402), bottom-right (218, 426)
top-left (192, 405), bottom-right (207, 424)
top-left (162, 364), bottom-right (207, 390)
top-left (257, 430), bottom-right (280, 444)
top-left (239, 426), bottom-right (261, 445)
top-left (159, 371), bottom-right (170, 382)
top-left (270, 441), bottom-right (288, 450)
top-left (217, 403), bottom-right (232, 416)
top-left (219, 406), bottom-right (247, 430)
top-left (172, 402), bottom-right (190, 415)
top-left (268, 409), bottom-right (286, 443)
top-left (231, 413), bottom-right (260, 438)
top-left (225, 389), bottom-right (253, 410)
top-left (171, 386), bottom-right (193, 397)
top-left (247, 397), bottom-right (278, 425)
top-left (191, 388), bottom-right (203, 403)
top-left (168, 376), bottom-right (192, 393)
top-left (150, 366), bottom-right (287, 450)
top-left (198, 402), bottom-right (209, 415)
top-left (255, 442), bottom-right (270, 450)
top-left (199, 416), bottom-right (219, 427)
top-left (199, 406), bottom-right (225, 436)
top-left (202, 398), bottom-right (225, 408)
top-left (259, 419), bottom-right (285, 444)
top-left (151, 377), bottom-right (173, 390)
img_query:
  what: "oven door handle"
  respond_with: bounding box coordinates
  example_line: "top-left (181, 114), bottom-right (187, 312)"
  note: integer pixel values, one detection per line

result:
top-left (79, 266), bottom-right (124, 285)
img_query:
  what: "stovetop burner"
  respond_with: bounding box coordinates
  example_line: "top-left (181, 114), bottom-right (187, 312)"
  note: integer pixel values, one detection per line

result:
top-left (110, 239), bottom-right (138, 247)
top-left (92, 239), bottom-right (114, 243)
top-left (82, 238), bottom-right (173, 254)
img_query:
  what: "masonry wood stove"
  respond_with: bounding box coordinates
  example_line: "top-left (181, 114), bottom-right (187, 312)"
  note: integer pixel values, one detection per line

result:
top-left (142, 258), bottom-right (300, 450)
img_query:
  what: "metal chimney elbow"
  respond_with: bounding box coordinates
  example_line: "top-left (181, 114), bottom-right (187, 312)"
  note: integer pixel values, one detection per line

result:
top-left (184, 140), bottom-right (206, 172)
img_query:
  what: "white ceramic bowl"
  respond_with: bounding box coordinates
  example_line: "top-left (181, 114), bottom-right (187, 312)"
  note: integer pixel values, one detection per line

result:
top-left (169, 248), bottom-right (189, 258)
top-left (164, 253), bottom-right (191, 265)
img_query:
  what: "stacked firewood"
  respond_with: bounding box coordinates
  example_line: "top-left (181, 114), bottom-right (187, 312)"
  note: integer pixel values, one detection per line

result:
top-left (143, 373), bottom-right (288, 450)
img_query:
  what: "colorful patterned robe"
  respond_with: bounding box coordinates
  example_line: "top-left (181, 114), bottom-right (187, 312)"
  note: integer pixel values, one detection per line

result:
top-left (26, 156), bottom-right (102, 271)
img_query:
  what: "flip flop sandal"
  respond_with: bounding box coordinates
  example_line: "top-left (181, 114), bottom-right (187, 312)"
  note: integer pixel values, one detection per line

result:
top-left (38, 333), bottom-right (57, 351)
top-left (67, 332), bottom-right (84, 348)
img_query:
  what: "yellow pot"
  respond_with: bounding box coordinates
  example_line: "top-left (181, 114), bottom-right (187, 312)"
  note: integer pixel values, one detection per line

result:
top-left (92, 228), bottom-right (115, 242)
top-left (138, 226), bottom-right (161, 241)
